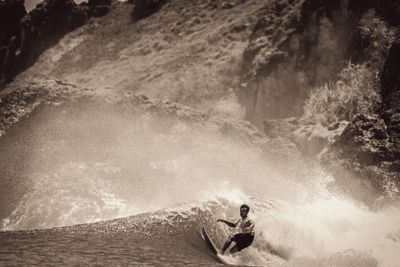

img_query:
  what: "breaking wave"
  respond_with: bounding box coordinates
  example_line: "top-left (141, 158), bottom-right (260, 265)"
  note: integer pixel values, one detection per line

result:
top-left (0, 97), bottom-right (399, 266)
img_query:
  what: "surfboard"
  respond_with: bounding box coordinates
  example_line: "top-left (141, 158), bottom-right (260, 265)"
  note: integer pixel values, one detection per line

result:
top-left (201, 227), bottom-right (231, 265)
top-left (201, 227), bottom-right (267, 267)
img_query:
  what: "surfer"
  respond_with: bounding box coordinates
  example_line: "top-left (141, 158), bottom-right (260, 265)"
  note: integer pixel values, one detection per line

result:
top-left (217, 204), bottom-right (255, 254)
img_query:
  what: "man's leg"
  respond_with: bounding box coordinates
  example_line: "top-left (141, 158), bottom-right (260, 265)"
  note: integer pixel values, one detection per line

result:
top-left (230, 233), bottom-right (254, 254)
top-left (221, 235), bottom-right (234, 254)
top-left (229, 244), bottom-right (239, 254)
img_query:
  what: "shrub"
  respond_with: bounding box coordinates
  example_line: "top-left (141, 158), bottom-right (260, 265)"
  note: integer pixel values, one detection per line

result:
top-left (359, 10), bottom-right (396, 69)
top-left (302, 12), bottom-right (396, 128)
top-left (302, 63), bottom-right (379, 127)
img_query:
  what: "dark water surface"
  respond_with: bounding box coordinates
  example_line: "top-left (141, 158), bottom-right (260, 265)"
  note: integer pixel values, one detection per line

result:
top-left (0, 225), bottom-right (220, 266)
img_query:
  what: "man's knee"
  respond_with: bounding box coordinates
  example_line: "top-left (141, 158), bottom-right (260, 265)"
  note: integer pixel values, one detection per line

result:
top-left (230, 245), bottom-right (239, 254)
top-left (228, 235), bottom-right (235, 242)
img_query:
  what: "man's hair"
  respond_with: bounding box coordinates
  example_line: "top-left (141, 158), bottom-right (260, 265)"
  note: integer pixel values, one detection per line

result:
top-left (240, 204), bottom-right (250, 211)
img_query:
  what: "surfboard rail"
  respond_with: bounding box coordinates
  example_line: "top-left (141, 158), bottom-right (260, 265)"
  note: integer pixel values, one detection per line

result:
top-left (201, 227), bottom-right (231, 264)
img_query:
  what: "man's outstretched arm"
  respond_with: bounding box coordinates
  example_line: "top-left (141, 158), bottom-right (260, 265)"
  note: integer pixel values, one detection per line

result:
top-left (217, 219), bottom-right (239, 228)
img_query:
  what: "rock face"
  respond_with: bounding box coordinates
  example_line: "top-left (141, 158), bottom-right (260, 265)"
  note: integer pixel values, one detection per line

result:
top-left (381, 35), bottom-right (400, 99)
top-left (324, 36), bottom-right (400, 204)
top-left (0, 0), bottom-right (112, 88)
top-left (0, 0), bottom-right (26, 46)
top-left (239, 0), bottom-right (400, 127)
top-left (234, 0), bottom-right (400, 204)
top-left (381, 37), bottom-right (400, 149)
top-left (375, 0), bottom-right (400, 26)
top-left (0, 0), bottom-right (26, 85)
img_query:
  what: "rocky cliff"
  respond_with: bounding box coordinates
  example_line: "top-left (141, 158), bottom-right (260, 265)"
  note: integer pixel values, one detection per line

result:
top-left (233, 0), bottom-right (400, 204)
top-left (240, 0), bottom-right (400, 126)
top-left (1, 0), bottom-right (400, 207)
top-left (0, 0), bottom-right (112, 87)
top-left (324, 35), bottom-right (400, 205)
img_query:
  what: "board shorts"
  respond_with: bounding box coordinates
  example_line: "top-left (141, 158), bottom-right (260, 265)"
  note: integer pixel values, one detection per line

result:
top-left (233, 233), bottom-right (254, 251)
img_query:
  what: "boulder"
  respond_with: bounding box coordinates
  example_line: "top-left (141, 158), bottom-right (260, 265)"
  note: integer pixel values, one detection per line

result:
top-left (89, 0), bottom-right (112, 5)
top-left (132, 0), bottom-right (167, 21)
top-left (88, 0), bottom-right (112, 17)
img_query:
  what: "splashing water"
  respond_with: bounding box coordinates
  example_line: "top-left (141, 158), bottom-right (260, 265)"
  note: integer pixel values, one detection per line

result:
top-left (0, 99), bottom-right (399, 266)
top-left (0, 100), bottom-right (319, 229)
top-left (254, 196), bottom-right (400, 266)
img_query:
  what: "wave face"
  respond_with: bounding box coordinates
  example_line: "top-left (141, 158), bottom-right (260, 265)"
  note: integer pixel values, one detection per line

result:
top-left (0, 98), bottom-right (399, 266)
top-left (1, 198), bottom-right (399, 266)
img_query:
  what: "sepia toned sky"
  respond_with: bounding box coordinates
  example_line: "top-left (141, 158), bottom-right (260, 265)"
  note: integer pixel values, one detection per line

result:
top-left (24, 0), bottom-right (87, 11)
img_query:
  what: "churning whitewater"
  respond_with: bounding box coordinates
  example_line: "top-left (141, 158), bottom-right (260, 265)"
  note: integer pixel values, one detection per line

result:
top-left (1, 96), bottom-right (399, 266)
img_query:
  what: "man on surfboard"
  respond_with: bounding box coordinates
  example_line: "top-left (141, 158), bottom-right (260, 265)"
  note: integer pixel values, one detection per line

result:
top-left (217, 204), bottom-right (255, 254)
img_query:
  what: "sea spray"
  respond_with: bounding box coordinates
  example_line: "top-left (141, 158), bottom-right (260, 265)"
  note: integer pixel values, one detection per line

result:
top-left (1, 98), bottom-right (318, 230)
top-left (1, 98), bottom-right (399, 266)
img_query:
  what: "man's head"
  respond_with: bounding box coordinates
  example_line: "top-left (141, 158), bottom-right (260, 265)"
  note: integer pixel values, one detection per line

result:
top-left (240, 204), bottom-right (250, 218)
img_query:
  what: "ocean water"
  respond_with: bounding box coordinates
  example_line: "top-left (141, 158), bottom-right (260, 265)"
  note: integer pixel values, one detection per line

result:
top-left (0, 211), bottom-right (220, 266)
top-left (1, 100), bottom-right (399, 266)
